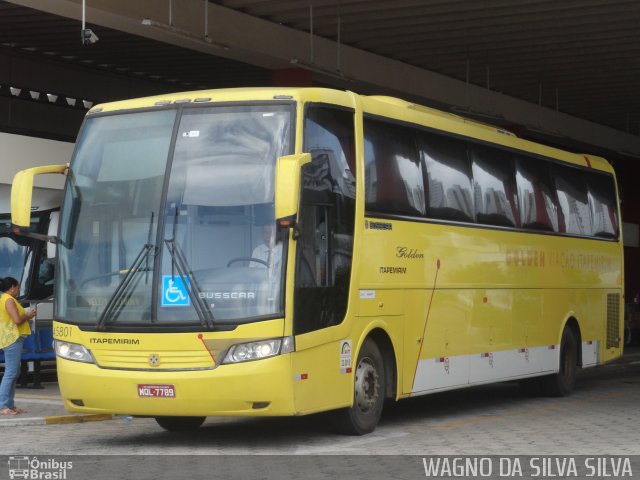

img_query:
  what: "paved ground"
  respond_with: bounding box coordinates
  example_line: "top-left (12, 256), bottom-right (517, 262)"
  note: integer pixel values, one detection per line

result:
top-left (0, 383), bottom-right (110, 427)
top-left (2, 347), bottom-right (640, 457)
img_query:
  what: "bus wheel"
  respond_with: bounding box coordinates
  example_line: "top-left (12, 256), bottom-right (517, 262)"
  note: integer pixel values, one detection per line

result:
top-left (541, 327), bottom-right (578, 397)
top-left (155, 416), bottom-right (206, 432)
top-left (333, 339), bottom-right (385, 435)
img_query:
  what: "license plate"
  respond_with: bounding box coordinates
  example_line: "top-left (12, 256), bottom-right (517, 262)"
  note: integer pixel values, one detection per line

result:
top-left (137, 384), bottom-right (176, 398)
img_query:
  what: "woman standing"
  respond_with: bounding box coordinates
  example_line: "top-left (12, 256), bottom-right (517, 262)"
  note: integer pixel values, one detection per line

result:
top-left (0, 277), bottom-right (36, 415)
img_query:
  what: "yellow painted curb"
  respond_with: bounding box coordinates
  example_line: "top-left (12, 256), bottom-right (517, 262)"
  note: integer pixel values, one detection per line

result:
top-left (45, 414), bottom-right (113, 425)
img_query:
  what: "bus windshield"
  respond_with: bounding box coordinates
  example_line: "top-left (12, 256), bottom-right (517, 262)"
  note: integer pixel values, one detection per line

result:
top-left (56, 104), bottom-right (293, 328)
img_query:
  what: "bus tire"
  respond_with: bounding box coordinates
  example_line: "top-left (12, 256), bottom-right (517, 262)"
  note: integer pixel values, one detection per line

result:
top-left (332, 338), bottom-right (385, 435)
top-left (541, 326), bottom-right (578, 397)
top-left (155, 416), bottom-right (206, 432)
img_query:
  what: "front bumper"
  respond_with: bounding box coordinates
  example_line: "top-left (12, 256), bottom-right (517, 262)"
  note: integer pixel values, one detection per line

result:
top-left (57, 354), bottom-right (296, 417)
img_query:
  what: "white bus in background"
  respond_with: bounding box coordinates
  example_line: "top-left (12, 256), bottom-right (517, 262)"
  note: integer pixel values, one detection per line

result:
top-left (0, 132), bottom-right (71, 385)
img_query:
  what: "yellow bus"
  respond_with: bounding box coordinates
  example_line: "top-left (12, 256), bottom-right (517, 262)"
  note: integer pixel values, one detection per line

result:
top-left (11, 88), bottom-right (623, 434)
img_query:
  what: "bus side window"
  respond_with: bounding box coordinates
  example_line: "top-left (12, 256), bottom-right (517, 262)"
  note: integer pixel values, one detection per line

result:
top-left (364, 119), bottom-right (425, 216)
top-left (470, 145), bottom-right (520, 228)
top-left (554, 167), bottom-right (592, 236)
top-left (587, 173), bottom-right (619, 239)
top-left (418, 132), bottom-right (474, 223)
top-left (295, 105), bottom-right (356, 335)
top-left (296, 203), bottom-right (330, 288)
top-left (516, 158), bottom-right (561, 233)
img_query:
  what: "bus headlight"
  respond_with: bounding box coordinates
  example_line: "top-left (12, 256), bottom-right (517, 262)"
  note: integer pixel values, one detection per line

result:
top-left (222, 336), bottom-right (294, 364)
top-left (55, 340), bottom-right (95, 364)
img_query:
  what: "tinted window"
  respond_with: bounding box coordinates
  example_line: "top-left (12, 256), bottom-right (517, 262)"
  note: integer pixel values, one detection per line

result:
top-left (295, 106), bottom-right (356, 334)
top-left (471, 145), bottom-right (519, 227)
top-left (418, 132), bottom-right (474, 222)
top-left (516, 159), bottom-right (560, 232)
top-left (554, 168), bottom-right (592, 236)
top-left (588, 173), bottom-right (619, 239)
top-left (359, 116), bottom-right (618, 242)
top-left (364, 119), bottom-right (424, 216)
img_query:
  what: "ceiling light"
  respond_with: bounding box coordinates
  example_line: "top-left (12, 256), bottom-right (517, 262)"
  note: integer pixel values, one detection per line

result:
top-left (47, 94), bottom-right (58, 103)
top-left (66, 97), bottom-right (76, 107)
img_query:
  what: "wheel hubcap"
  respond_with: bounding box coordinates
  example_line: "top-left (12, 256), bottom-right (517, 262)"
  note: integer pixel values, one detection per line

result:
top-left (354, 357), bottom-right (379, 413)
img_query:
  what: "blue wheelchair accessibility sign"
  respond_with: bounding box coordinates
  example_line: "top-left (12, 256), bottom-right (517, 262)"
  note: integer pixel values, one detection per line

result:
top-left (162, 275), bottom-right (190, 307)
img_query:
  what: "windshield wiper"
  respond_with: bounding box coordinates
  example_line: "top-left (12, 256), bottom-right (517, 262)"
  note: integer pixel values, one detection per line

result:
top-left (164, 238), bottom-right (215, 329)
top-left (96, 242), bottom-right (156, 331)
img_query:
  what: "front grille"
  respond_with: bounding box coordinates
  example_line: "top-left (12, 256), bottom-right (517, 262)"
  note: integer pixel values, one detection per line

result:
top-left (92, 349), bottom-right (215, 370)
top-left (606, 293), bottom-right (620, 349)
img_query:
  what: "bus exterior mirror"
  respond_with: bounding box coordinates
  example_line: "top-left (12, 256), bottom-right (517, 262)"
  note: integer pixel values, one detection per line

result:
top-left (11, 165), bottom-right (67, 228)
top-left (274, 153), bottom-right (311, 224)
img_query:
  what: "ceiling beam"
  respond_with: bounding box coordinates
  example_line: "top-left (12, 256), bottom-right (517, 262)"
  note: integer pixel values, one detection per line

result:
top-left (6, 0), bottom-right (640, 157)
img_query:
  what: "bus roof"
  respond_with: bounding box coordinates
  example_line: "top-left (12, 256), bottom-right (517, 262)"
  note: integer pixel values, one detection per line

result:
top-left (88, 87), bottom-right (613, 175)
